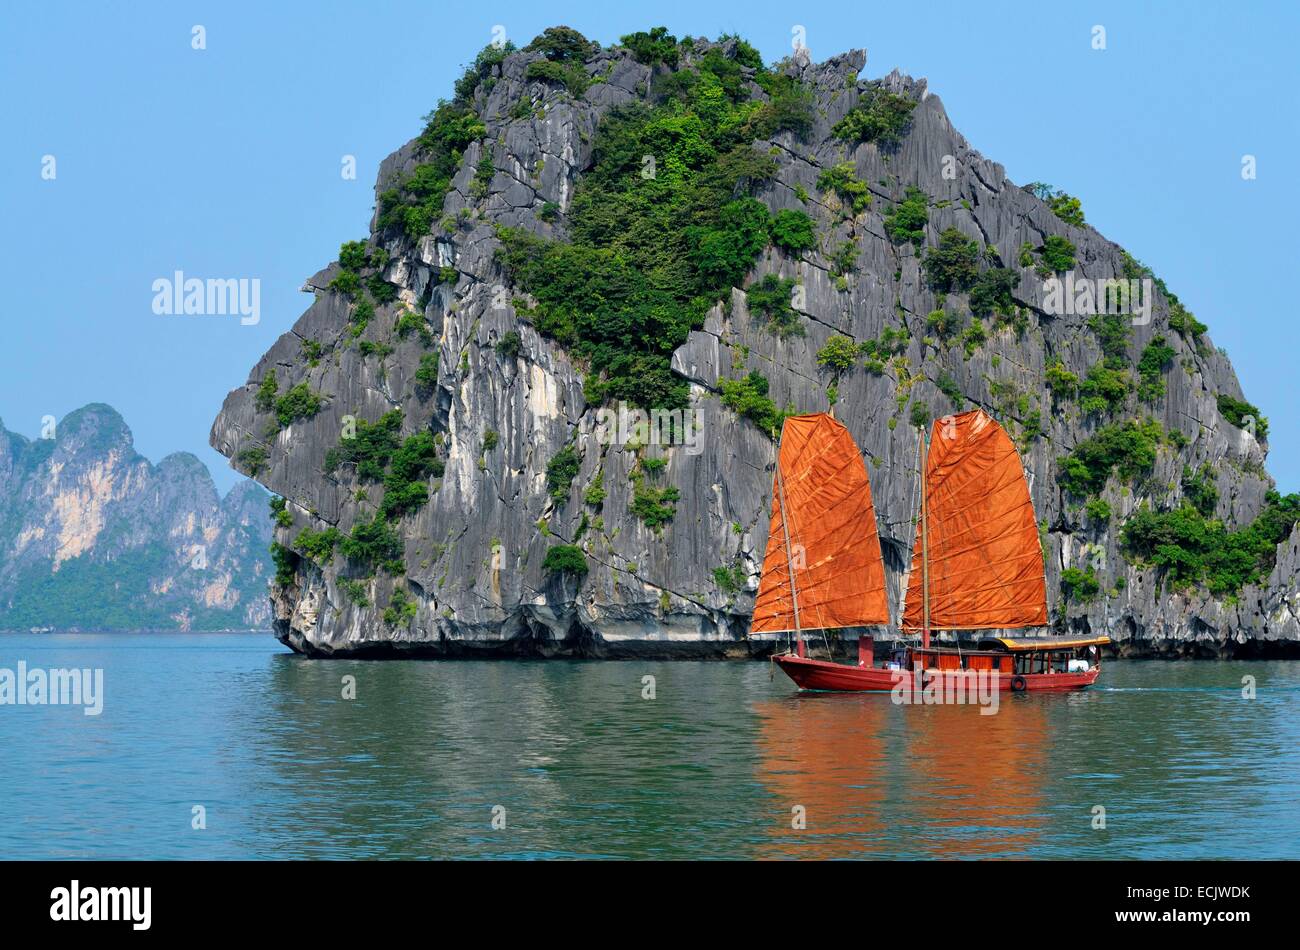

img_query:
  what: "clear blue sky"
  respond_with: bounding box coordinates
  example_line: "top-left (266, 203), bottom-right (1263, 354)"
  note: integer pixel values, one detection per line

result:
top-left (2, 1), bottom-right (1297, 492)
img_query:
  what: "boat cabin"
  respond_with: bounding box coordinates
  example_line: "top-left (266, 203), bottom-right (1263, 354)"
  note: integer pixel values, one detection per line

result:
top-left (889, 634), bottom-right (1112, 680)
top-left (979, 635), bottom-right (1110, 675)
top-left (888, 635), bottom-right (1111, 676)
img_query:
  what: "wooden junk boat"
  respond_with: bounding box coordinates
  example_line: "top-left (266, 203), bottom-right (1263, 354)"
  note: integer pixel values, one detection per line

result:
top-left (752, 409), bottom-right (1108, 693)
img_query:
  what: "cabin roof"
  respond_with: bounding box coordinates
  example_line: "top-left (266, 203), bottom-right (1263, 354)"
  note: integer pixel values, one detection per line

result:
top-left (983, 635), bottom-right (1111, 653)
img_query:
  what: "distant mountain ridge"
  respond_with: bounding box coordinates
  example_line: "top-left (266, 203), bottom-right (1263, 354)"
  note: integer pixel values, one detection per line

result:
top-left (0, 403), bottom-right (272, 631)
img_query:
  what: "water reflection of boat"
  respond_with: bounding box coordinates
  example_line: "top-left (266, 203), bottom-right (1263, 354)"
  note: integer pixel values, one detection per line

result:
top-left (752, 410), bottom-right (1108, 692)
top-left (901, 699), bottom-right (1049, 857)
top-left (753, 692), bottom-right (1051, 858)
top-left (752, 693), bottom-right (890, 858)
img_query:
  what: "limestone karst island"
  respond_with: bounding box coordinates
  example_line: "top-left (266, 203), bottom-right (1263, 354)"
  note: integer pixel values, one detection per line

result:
top-left (208, 26), bottom-right (1299, 661)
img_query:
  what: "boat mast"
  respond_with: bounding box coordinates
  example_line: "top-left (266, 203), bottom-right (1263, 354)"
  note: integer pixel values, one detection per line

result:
top-left (775, 459), bottom-right (805, 658)
top-left (918, 425), bottom-right (931, 652)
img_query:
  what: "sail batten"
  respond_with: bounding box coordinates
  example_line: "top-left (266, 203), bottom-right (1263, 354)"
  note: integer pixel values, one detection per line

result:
top-left (752, 414), bottom-right (890, 633)
top-left (902, 409), bottom-right (1048, 631)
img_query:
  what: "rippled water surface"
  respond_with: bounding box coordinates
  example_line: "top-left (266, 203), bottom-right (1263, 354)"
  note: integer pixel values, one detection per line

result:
top-left (1, 633), bottom-right (1297, 859)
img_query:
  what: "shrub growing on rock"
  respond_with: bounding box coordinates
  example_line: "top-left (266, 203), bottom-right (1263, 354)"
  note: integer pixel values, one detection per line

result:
top-left (832, 87), bottom-right (916, 147)
top-left (923, 228), bottom-right (979, 292)
top-left (883, 187), bottom-right (928, 245)
top-left (542, 544), bottom-right (589, 575)
top-left (768, 208), bottom-right (816, 253)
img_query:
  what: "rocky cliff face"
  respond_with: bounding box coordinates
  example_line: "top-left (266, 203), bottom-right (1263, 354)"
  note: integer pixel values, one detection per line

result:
top-left (211, 29), bottom-right (1300, 658)
top-left (0, 404), bottom-right (272, 631)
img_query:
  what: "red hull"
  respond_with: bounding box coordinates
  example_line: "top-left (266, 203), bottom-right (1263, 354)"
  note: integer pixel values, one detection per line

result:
top-left (773, 654), bottom-right (1100, 693)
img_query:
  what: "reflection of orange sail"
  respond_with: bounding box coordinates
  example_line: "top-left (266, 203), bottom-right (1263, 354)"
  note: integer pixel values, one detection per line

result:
top-left (754, 694), bottom-right (1054, 858)
top-left (903, 699), bottom-right (1050, 857)
top-left (753, 695), bottom-right (889, 858)
top-left (903, 409), bottom-right (1047, 631)
top-left (752, 414), bottom-right (889, 633)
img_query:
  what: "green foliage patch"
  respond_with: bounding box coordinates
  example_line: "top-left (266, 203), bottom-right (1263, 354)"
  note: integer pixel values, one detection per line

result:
top-left (497, 41), bottom-right (802, 414)
top-left (322, 409), bottom-right (442, 567)
top-left (542, 544), bottom-right (589, 575)
top-left (831, 86), bottom-right (916, 147)
top-left (883, 187), bottom-right (929, 245)
top-left (496, 331), bottom-right (523, 359)
top-left (816, 334), bottom-right (858, 374)
top-left (816, 162), bottom-right (871, 215)
top-left (383, 586), bottom-right (419, 626)
top-left (720, 371), bottom-right (786, 435)
top-left (271, 542), bottom-right (296, 587)
top-left (620, 26), bottom-right (680, 67)
top-left (1078, 359), bottom-right (1131, 416)
top-left (968, 267), bottom-right (1020, 318)
top-left (414, 353), bottom-right (440, 394)
top-left (1058, 419), bottom-right (1163, 496)
top-left (746, 274), bottom-right (802, 337)
top-left (269, 496), bottom-right (293, 528)
top-left (1217, 393), bottom-right (1268, 439)
top-left (935, 372), bottom-right (963, 407)
top-left (274, 383), bottom-right (323, 428)
top-left (294, 527), bottom-right (341, 566)
top-left (526, 59), bottom-right (590, 97)
top-left (631, 481), bottom-right (681, 528)
top-left (1181, 463), bottom-right (1218, 517)
top-left (546, 445), bottom-right (582, 501)
top-left (768, 208), bottom-right (816, 253)
top-left (923, 228), bottom-right (979, 293)
top-left (378, 103), bottom-right (486, 241)
top-left (1060, 567), bottom-right (1100, 603)
top-left (1037, 235), bottom-right (1077, 273)
top-left (1045, 359), bottom-right (1079, 401)
top-left (454, 41), bottom-right (515, 101)
top-left (1137, 336), bottom-right (1175, 402)
top-left (1028, 183), bottom-right (1086, 227)
top-left (1121, 491), bottom-right (1300, 596)
top-left (339, 515), bottom-right (405, 575)
top-left (325, 411), bottom-right (403, 480)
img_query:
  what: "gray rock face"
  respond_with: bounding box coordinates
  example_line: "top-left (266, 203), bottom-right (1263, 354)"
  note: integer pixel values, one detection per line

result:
top-left (0, 404), bottom-right (272, 631)
top-left (210, 36), bottom-right (1299, 658)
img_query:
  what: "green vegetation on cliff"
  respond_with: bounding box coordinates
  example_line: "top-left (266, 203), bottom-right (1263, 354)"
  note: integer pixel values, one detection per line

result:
top-left (831, 85), bottom-right (916, 147)
top-left (497, 31), bottom-right (812, 413)
top-left (378, 103), bottom-right (486, 241)
top-left (1122, 492), bottom-right (1300, 597)
top-left (320, 410), bottom-right (443, 574)
top-left (542, 544), bottom-right (589, 575)
top-left (1058, 419), bottom-right (1164, 496)
top-left (546, 445), bottom-right (582, 501)
top-left (1028, 183), bottom-right (1086, 227)
top-left (883, 187), bottom-right (929, 245)
top-left (1217, 393), bottom-right (1269, 439)
top-left (720, 371), bottom-right (786, 435)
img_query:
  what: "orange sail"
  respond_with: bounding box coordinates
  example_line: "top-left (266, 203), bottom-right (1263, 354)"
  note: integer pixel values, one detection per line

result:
top-left (902, 409), bottom-right (1048, 631)
top-left (752, 413), bottom-right (889, 633)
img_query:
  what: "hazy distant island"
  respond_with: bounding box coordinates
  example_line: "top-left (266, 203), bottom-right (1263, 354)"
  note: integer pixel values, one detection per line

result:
top-left (0, 404), bottom-right (272, 632)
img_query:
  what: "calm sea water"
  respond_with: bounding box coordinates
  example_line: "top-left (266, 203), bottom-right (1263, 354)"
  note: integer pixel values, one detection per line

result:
top-left (1, 632), bottom-right (1297, 860)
